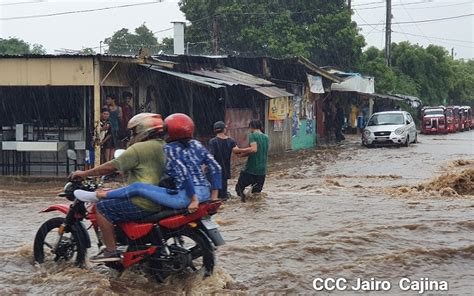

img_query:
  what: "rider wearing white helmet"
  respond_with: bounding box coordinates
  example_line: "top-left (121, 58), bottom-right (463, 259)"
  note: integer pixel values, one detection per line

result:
top-left (72, 113), bottom-right (167, 262)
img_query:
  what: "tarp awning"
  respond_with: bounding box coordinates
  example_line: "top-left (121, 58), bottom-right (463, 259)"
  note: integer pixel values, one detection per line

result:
top-left (331, 75), bottom-right (375, 94)
top-left (307, 74), bottom-right (325, 94)
top-left (141, 64), bottom-right (226, 89)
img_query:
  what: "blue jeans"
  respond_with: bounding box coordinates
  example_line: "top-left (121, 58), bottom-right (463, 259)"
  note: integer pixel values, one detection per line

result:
top-left (106, 182), bottom-right (211, 209)
top-left (96, 197), bottom-right (154, 224)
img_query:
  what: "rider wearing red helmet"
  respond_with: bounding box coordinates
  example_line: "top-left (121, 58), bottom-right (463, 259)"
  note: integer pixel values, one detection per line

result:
top-left (84, 113), bottom-right (222, 263)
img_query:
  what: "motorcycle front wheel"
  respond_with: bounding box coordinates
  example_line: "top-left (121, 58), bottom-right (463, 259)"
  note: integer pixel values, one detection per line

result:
top-left (33, 217), bottom-right (87, 267)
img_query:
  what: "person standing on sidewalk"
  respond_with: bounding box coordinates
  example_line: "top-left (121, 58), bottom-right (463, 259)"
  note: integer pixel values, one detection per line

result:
top-left (235, 120), bottom-right (269, 202)
top-left (105, 94), bottom-right (122, 157)
top-left (209, 121), bottom-right (243, 200)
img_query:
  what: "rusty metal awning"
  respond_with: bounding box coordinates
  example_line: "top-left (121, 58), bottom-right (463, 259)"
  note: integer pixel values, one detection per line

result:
top-left (368, 93), bottom-right (422, 108)
top-left (141, 64), bottom-right (226, 89)
top-left (253, 86), bottom-right (294, 99)
top-left (191, 66), bottom-right (292, 98)
top-left (191, 67), bottom-right (274, 87)
top-left (297, 57), bottom-right (343, 83)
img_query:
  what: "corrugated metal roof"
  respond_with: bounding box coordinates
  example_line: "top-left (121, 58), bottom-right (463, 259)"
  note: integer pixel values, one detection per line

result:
top-left (0, 53), bottom-right (138, 59)
top-left (141, 64), bottom-right (226, 89)
top-left (191, 66), bottom-right (293, 98)
top-left (191, 67), bottom-right (274, 87)
top-left (369, 93), bottom-right (422, 108)
top-left (254, 86), bottom-right (294, 99)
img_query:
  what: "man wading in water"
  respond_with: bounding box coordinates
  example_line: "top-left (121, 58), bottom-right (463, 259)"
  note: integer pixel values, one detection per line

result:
top-left (235, 120), bottom-right (269, 202)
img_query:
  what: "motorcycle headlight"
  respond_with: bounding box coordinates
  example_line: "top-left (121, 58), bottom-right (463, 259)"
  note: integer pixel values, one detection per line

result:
top-left (363, 130), bottom-right (371, 137)
top-left (395, 127), bottom-right (405, 135)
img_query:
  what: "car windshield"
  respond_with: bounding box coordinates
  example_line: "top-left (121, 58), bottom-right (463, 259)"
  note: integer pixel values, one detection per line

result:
top-left (368, 114), bottom-right (405, 126)
top-left (424, 109), bottom-right (444, 115)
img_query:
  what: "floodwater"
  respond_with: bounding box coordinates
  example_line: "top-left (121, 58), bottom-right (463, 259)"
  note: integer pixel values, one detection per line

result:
top-left (0, 131), bottom-right (473, 295)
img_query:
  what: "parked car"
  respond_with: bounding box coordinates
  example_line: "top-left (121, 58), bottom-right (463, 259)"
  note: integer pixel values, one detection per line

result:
top-left (420, 106), bottom-right (447, 134)
top-left (362, 111), bottom-right (417, 147)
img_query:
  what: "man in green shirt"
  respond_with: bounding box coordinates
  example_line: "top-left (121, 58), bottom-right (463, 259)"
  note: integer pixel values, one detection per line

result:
top-left (72, 113), bottom-right (166, 262)
top-left (235, 120), bottom-right (269, 202)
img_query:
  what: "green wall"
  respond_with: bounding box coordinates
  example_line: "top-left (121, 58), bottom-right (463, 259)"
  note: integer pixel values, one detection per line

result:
top-left (291, 119), bottom-right (316, 150)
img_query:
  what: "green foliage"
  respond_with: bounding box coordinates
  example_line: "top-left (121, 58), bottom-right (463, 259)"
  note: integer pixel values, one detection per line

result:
top-left (358, 43), bottom-right (473, 107)
top-left (104, 24), bottom-right (172, 55)
top-left (0, 37), bottom-right (46, 55)
top-left (81, 48), bottom-right (96, 54)
top-left (179, 0), bottom-right (365, 68)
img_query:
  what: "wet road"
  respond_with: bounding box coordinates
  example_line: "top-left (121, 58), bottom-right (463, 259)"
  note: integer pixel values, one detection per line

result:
top-left (0, 131), bottom-right (473, 295)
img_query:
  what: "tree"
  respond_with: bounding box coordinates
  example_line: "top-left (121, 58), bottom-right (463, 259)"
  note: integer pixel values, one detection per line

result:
top-left (0, 37), bottom-right (46, 55)
top-left (358, 43), bottom-right (473, 107)
top-left (179, 0), bottom-right (365, 68)
top-left (104, 24), bottom-right (166, 55)
top-left (80, 48), bottom-right (96, 54)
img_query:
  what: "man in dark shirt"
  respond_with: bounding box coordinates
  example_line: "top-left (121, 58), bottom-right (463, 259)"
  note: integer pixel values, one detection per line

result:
top-left (208, 121), bottom-right (242, 200)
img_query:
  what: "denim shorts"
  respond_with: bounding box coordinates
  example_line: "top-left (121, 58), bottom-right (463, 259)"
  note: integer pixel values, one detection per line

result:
top-left (96, 197), bottom-right (154, 224)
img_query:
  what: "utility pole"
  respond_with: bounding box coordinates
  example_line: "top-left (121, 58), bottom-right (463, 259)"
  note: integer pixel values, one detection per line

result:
top-left (385, 0), bottom-right (392, 66)
top-left (348, 0), bottom-right (351, 10)
top-left (451, 47), bottom-right (454, 59)
top-left (212, 17), bottom-right (219, 55)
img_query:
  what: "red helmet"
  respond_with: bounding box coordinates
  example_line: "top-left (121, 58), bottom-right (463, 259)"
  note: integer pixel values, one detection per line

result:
top-left (164, 113), bottom-right (194, 142)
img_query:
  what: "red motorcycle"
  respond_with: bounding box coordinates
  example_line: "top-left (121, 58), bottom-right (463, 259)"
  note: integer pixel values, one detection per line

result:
top-left (33, 179), bottom-right (224, 281)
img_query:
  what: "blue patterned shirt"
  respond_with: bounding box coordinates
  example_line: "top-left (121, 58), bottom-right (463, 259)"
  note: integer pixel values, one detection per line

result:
top-left (164, 139), bottom-right (222, 197)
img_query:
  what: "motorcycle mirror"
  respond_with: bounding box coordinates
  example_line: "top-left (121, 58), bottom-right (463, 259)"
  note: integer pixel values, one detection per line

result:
top-left (114, 149), bottom-right (125, 159)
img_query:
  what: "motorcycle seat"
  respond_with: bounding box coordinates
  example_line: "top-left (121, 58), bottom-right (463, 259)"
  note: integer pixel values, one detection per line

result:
top-left (141, 208), bottom-right (188, 223)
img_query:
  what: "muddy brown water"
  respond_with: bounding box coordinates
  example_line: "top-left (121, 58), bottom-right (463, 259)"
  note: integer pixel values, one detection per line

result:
top-left (0, 132), bottom-right (473, 295)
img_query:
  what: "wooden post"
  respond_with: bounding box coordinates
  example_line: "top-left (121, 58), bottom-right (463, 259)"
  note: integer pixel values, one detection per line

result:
top-left (93, 57), bottom-right (101, 167)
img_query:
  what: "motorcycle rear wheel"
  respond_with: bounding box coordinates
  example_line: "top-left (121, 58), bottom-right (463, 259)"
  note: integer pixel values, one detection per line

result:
top-left (33, 217), bottom-right (87, 267)
top-left (150, 227), bottom-right (215, 282)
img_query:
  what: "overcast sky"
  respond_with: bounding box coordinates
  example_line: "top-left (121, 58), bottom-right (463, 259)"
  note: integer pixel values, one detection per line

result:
top-left (0, 0), bottom-right (472, 60)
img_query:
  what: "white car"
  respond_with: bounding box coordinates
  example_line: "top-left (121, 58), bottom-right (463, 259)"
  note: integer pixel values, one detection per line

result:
top-left (362, 111), bottom-right (417, 147)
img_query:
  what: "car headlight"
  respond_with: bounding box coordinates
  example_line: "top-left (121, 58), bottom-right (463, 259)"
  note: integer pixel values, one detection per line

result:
top-left (395, 127), bottom-right (405, 135)
top-left (363, 130), bottom-right (371, 137)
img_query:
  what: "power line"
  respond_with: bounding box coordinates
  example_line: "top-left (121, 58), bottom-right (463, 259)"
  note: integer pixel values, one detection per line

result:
top-left (1, 0), bottom-right (43, 6)
top-left (352, 1), bottom-right (385, 7)
top-left (153, 27), bottom-right (173, 34)
top-left (399, 2), bottom-right (433, 44)
top-left (391, 31), bottom-right (474, 48)
top-left (358, 13), bottom-right (474, 26)
top-left (0, 1), bottom-right (164, 21)
top-left (355, 1), bottom-right (472, 10)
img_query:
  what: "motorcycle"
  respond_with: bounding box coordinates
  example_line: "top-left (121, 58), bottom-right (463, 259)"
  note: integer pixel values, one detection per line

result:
top-left (33, 178), bottom-right (224, 282)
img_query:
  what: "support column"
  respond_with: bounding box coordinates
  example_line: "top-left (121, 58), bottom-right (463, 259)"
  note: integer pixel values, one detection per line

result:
top-left (369, 98), bottom-right (374, 117)
top-left (93, 57), bottom-right (101, 167)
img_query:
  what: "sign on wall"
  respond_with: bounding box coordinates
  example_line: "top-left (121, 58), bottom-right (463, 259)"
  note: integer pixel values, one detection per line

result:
top-left (268, 97), bottom-right (288, 120)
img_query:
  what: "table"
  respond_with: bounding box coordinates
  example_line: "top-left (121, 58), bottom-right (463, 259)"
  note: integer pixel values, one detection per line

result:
top-left (1, 141), bottom-right (69, 175)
